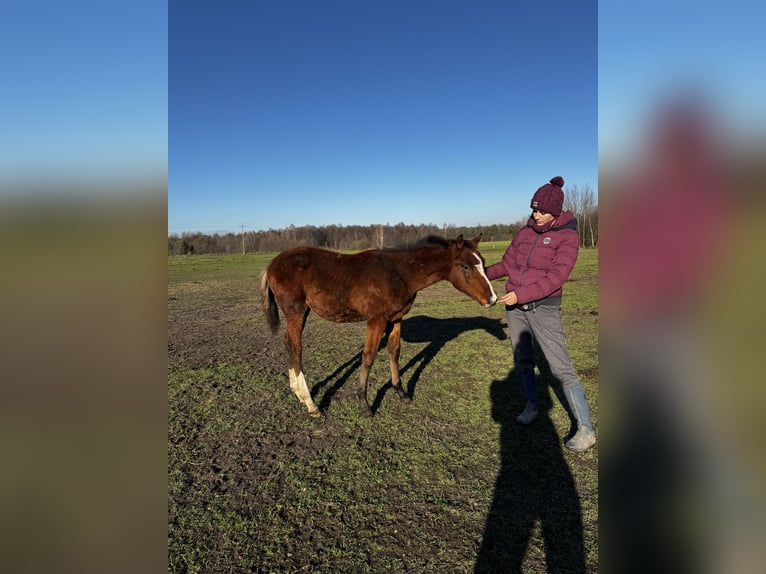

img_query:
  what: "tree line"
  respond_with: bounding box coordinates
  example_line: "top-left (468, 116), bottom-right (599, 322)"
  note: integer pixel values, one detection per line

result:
top-left (168, 222), bottom-right (518, 256)
top-left (168, 185), bottom-right (597, 255)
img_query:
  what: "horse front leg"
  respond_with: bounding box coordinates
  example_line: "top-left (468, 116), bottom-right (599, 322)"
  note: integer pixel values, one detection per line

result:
top-left (357, 318), bottom-right (386, 417)
top-left (386, 320), bottom-right (410, 403)
top-left (285, 312), bottom-right (320, 418)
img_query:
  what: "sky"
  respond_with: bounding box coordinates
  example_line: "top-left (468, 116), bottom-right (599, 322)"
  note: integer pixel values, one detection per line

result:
top-left (168, 1), bottom-right (598, 235)
top-left (598, 1), bottom-right (766, 166)
top-left (2, 2), bottom-right (760, 234)
top-left (0, 1), bottom-right (167, 187)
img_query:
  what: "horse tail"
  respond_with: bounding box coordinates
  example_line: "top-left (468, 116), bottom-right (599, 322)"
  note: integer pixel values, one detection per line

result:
top-left (260, 269), bottom-right (280, 334)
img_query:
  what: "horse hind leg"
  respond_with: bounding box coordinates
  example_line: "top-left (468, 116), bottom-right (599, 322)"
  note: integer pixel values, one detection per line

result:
top-left (288, 368), bottom-right (320, 418)
top-left (285, 313), bottom-right (321, 418)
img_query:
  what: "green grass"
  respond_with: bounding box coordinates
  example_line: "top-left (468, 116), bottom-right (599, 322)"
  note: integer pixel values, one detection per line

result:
top-left (169, 245), bottom-right (598, 573)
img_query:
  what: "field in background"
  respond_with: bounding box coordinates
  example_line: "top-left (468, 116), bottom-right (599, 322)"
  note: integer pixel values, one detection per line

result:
top-left (168, 243), bottom-right (598, 573)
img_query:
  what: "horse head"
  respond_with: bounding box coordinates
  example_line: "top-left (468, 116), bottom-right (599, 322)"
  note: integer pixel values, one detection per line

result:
top-left (449, 234), bottom-right (498, 308)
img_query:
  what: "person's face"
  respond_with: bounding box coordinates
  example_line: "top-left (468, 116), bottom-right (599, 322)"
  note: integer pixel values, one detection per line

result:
top-left (532, 209), bottom-right (555, 226)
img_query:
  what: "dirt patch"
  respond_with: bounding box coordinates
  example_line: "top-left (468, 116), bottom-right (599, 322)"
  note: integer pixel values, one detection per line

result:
top-left (168, 299), bottom-right (281, 372)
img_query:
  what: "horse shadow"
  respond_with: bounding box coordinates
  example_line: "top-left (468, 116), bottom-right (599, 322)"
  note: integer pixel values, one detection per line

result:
top-left (311, 351), bottom-right (364, 412)
top-left (372, 314), bottom-right (507, 411)
top-left (474, 363), bottom-right (586, 573)
top-left (310, 315), bottom-right (507, 414)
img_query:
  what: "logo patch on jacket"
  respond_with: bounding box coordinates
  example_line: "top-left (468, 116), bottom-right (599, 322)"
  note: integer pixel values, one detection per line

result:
top-left (543, 237), bottom-right (551, 245)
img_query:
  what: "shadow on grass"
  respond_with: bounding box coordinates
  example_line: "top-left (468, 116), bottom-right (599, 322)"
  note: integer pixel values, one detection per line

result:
top-left (312, 350), bottom-right (364, 412)
top-left (310, 315), bottom-right (507, 414)
top-left (372, 315), bottom-right (506, 413)
top-left (474, 366), bottom-right (585, 574)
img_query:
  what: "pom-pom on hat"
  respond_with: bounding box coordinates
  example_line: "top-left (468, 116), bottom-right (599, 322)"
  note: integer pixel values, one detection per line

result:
top-left (530, 176), bottom-right (565, 217)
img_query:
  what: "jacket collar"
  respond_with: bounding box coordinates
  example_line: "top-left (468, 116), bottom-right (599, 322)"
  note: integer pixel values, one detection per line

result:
top-left (527, 210), bottom-right (578, 233)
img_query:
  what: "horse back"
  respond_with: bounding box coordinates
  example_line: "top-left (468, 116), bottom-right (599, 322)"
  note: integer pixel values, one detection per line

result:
top-left (267, 246), bottom-right (413, 322)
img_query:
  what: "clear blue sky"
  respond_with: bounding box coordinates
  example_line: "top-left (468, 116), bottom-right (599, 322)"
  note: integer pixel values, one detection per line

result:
top-left (169, 1), bottom-right (597, 235)
top-left (0, 1), bottom-right (167, 186)
top-left (2, 2), bottom-right (761, 234)
top-left (598, 1), bottom-right (765, 168)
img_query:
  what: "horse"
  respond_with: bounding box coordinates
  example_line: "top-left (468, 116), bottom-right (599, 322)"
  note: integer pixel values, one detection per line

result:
top-left (260, 234), bottom-right (498, 417)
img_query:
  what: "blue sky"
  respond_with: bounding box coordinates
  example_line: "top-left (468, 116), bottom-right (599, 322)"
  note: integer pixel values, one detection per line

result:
top-left (0, 1), bottom-right (167, 185)
top-left (598, 1), bottom-right (766, 164)
top-left (169, 1), bottom-right (597, 235)
top-left (4, 2), bottom-right (759, 235)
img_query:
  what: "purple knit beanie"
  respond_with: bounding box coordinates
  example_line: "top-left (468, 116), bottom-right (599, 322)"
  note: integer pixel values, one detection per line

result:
top-left (530, 176), bottom-right (565, 216)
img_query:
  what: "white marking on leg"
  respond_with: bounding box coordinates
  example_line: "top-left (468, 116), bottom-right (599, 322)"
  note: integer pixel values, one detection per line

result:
top-left (294, 371), bottom-right (320, 414)
top-left (473, 252), bottom-right (498, 303)
top-left (288, 368), bottom-right (299, 393)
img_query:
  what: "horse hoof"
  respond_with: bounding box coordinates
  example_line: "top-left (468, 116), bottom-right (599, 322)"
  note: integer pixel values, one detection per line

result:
top-left (360, 407), bottom-right (373, 417)
top-left (309, 410), bottom-right (322, 418)
top-left (400, 395), bottom-right (412, 404)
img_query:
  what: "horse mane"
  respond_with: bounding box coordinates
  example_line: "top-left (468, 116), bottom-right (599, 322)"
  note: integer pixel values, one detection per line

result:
top-left (414, 235), bottom-right (452, 248)
top-left (388, 235), bottom-right (452, 250)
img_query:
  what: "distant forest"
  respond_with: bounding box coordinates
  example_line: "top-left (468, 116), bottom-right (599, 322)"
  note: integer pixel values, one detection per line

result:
top-left (169, 185), bottom-right (598, 255)
top-left (169, 222), bottom-right (521, 256)
top-left (169, 218), bottom-right (597, 255)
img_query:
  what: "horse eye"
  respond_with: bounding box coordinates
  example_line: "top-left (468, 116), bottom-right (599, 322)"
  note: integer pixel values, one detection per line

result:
top-left (461, 263), bottom-right (470, 271)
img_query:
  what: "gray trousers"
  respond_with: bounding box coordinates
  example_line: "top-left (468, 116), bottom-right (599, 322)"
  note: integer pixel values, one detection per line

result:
top-left (506, 305), bottom-right (593, 431)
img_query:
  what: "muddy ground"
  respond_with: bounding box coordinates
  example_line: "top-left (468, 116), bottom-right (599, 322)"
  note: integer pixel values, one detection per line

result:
top-left (168, 256), bottom-right (598, 573)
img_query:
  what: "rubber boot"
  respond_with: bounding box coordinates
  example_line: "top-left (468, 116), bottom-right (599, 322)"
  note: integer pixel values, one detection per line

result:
top-left (516, 371), bottom-right (538, 425)
top-left (564, 385), bottom-right (596, 451)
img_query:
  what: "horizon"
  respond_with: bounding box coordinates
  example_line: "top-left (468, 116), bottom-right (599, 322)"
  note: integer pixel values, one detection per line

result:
top-left (167, 218), bottom-right (529, 238)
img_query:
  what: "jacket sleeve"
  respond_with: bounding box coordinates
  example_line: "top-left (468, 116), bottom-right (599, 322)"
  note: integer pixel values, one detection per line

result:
top-left (515, 229), bottom-right (579, 303)
top-left (485, 261), bottom-right (506, 280)
top-left (485, 240), bottom-right (518, 281)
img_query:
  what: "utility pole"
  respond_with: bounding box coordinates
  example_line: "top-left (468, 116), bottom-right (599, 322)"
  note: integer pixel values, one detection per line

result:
top-left (240, 223), bottom-right (245, 255)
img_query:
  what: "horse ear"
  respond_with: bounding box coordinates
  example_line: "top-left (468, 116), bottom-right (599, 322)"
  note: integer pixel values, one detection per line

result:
top-left (455, 234), bottom-right (464, 248)
top-left (471, 233), bottom-right (482, 245)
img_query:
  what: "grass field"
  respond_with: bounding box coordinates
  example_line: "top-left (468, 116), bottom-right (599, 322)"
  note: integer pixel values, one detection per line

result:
top-left (168, 242), bottom-right (598, 573)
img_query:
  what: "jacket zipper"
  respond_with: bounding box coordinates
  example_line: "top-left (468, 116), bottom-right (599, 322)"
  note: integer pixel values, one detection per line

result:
top-left (518, 234), bottom-right (540, 286)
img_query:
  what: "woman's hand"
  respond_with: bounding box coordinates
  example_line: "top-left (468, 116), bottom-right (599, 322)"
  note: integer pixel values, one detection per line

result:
top-left (499, 291), bottom-right (518, 305)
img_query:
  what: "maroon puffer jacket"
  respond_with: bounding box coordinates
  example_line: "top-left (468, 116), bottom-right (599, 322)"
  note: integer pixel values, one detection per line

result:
top-left (486, 211), bottom-right (579, 304)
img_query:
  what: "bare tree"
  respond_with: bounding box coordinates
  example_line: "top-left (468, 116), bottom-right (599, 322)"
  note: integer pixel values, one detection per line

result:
top-left (374, 224), bottom-right (385, 249)
top-left (564, 184), bottom-right (583, 246)
top-left (563, 183), bottom-right (579, 217)
top-left (564, 183), bottom-right (598, 247)
top-left (580, 183), bottom-right (598, 247)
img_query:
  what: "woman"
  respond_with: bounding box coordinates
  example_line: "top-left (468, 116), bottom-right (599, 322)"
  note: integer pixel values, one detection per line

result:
top-left (486, 176), bottom-right (596, 452)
